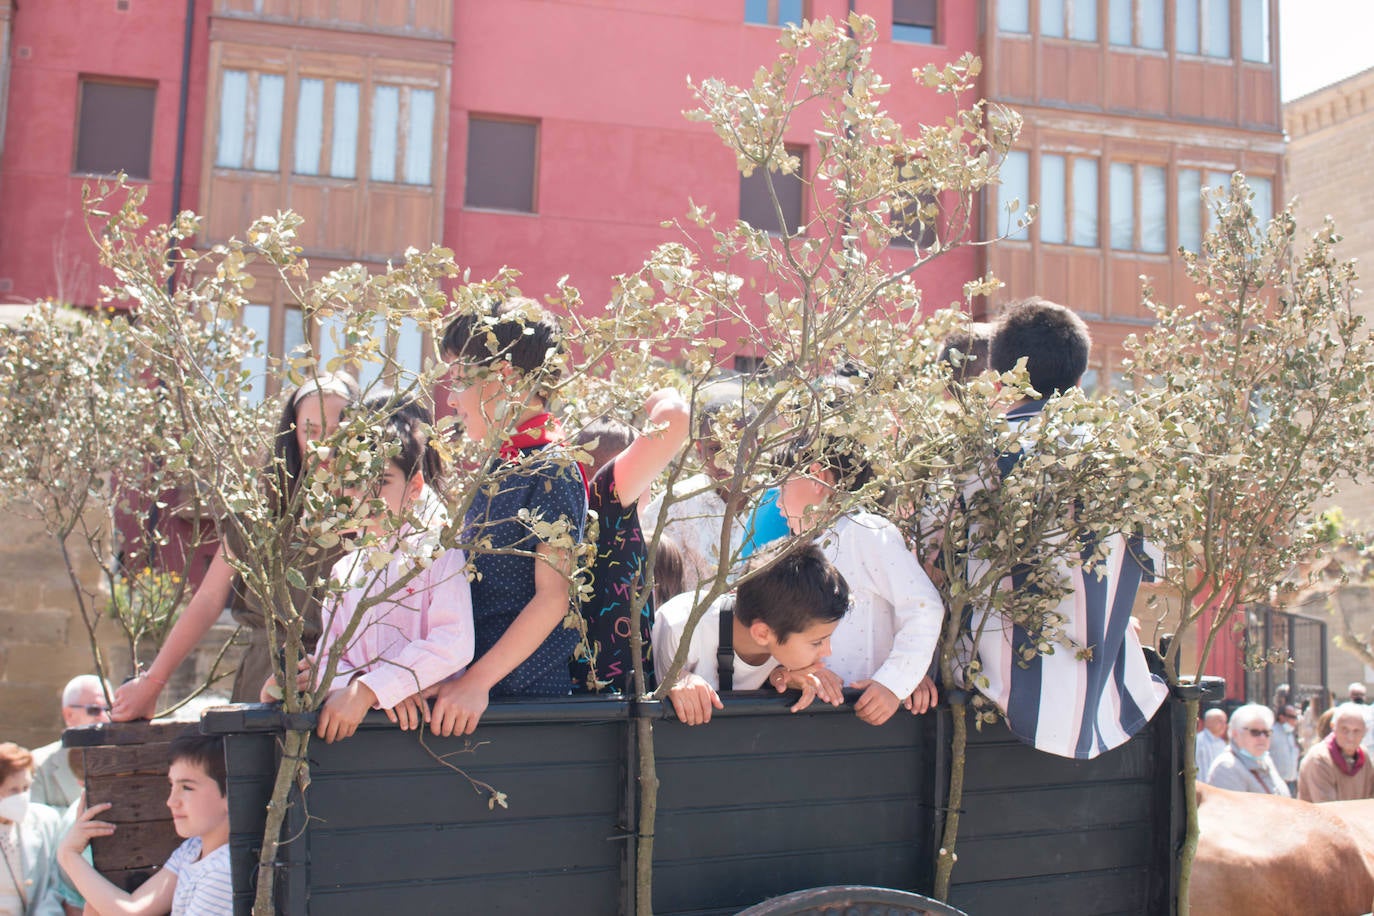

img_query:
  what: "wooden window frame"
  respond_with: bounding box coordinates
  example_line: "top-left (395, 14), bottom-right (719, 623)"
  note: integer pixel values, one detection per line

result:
top-left (72, 77), bottom-right (158, 180)
top-left (464, 115), bottom-right (541, 214)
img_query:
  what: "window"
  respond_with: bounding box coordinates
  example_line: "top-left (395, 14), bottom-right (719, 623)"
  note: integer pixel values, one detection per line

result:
top-left (739, 146), bottom-right (805, 235)
top-left (998, 0), bottom-right (1031, 33)
top-left (1109, 162), bottom-right (1167, 253)
top-left (744, 0), bottom-right (804, 27)
top-left (216, 69), bottom-right (284, 172)
top-left (733, 355), bottom-right (766, 375)
top-left (1109, 0), bottom-right (1165, 49)
top-left (241, 304), bottom-right (272, 405)
top-left (1041, 0), bottom-right (1097, 41)
top-left (74, 80), bottom-right (157, 178)
top-left (465, 118), bottom-right (538, 212)
top-left (1248, 175), bottom-right (1273, 226)
top-left (891, 190), bottom-right (939, 249)
top-left (1177, 0), bottom-right (1230, 58)
top-left (1178, 167), bottom-right (1233, 250)
top-left (892, 0), bottom-right (937, 44)
top-left (1240, 0), bottom-right (1270, 62)
top-left (369, 85), bottom-right (435, 186)
top-left (996, 149), bottom-right (1030, 241)
top-left (293, 78), bottom-right (360, 179)
top-left (1040, 153), bottom-right (1099, 247)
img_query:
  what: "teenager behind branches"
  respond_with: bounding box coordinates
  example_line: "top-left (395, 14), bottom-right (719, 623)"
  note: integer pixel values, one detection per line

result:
top-left (572, 389), bottom-right (691, 694)
top-left (430, 299), bottom-right (588, 736)
top-left (967, 298), bottom-right (1167, 759)
top-left (112, 372), bottom-right (360, 719)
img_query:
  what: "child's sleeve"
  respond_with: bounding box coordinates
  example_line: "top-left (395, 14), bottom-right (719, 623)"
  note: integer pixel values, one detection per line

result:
top-left (527, 452), bottom-right (588, 542)
top-left (859, 519), bottom-right (943, 699)
top-left (357, 549), bottom-right (476, 710)
top-left (651, 592), bottom-right (702, 686)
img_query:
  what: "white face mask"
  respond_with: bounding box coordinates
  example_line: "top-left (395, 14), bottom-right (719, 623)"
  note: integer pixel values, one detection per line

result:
top-left (0, 790), bottom-right (29, 824)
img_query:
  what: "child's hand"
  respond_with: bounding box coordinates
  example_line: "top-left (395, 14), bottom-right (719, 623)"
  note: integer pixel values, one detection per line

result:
top-left (386, 692), bottom-right (431, 731)
top-left (769, 664), bottom-right (844, 712)
top-left (668, 673), bottom-right (723, 726)
top-left (430, 676), bottom-right (489, 737)
top-left (58, 798), bottom-right (115, 860)
top-left (902, 676), bottom-right (938, 715)
top-left (316, 681), bottom-right (377, 743)
top-left (260, 675), bottom-right (281, 703)
top-left (850, 679), bottom-right (901, 726)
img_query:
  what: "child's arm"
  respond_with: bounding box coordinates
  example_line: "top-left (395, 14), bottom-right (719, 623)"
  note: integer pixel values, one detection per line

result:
top-left (57, 802), bottom-right (178, 915)
top-left (667, 672), bottom-right (723, 725)
top-left (358, 550), bottom-right (476, 714)
top-left (111, 551), bottom-right (236, 720)
top-left (610, 389), bottom-right (691, 507)
top-left (316, 680), bottom-right (377, 743)
top-left (770, 663), bottom-right (845, 712)
top-left (431, 540), bottom-right (572, 736)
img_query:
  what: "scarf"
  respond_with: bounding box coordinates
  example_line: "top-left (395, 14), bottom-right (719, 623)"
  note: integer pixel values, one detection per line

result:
top-left (1326, 732), bottom-right (1367, 777)
top-left (499, 412), bottom-right (589, 496)
top-left (1233, 745), bottom-right (1279, 794)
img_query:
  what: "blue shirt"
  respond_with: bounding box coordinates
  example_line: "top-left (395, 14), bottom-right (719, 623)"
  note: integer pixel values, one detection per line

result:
top-left (465, 444), bottom-right (587, 697)
top-left (739, 487), bottom-right (790, 560)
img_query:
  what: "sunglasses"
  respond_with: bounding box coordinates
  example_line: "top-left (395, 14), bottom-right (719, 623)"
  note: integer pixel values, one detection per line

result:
top-left (1243, 727), bottom-right (1273, 738)
top-left (67, 704), bottom-right (110, 716)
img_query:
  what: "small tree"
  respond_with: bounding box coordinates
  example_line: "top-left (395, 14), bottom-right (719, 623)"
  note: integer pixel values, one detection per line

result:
top-left (1124, 176), bottom-right (1374, 914)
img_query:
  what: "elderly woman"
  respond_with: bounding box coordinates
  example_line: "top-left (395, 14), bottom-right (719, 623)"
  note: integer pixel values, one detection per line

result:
top-left (1206, 704), bottom-right (1291, 797)
top-left (1297, 703), bottom-right (1374, 802)
top-left (0, 742), bottom-right (64, 915)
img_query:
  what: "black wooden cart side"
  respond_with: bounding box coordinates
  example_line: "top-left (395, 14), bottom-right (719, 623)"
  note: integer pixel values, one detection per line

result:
top-left (186, 690), bottom-right (1187, 916)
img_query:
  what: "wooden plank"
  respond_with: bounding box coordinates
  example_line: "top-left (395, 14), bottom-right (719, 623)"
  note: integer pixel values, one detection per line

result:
top-left (950, 866), bottom-right (1151, 916)
top-left (82, 741), bottom-right (174, 778)
top-left (85, 774), bottom-right (172, 824)
top-left (305, 867), bottom-right (619, 916)
top-left (959, 783), bottom-right (1153, 838)
top-left (951, 823), bottom-right (1154, 884)
top-left (90, 819), bottom-right (181, 871)
top-left (62, 720), bottom-right (186, 748)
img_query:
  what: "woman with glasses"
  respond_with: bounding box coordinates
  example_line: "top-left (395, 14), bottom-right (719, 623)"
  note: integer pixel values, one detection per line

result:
top-left (1206, 703), bottom-right (1291, 797)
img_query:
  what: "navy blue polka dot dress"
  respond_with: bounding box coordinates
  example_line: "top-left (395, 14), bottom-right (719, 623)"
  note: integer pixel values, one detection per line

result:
top-left (465, 444), bottom-right (587, 697)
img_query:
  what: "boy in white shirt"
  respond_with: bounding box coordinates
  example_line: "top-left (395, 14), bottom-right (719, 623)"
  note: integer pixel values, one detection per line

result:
top-left (59, 731), bottom-right (234, 916)
top-left (776, 433), bottom-right (944, 725)
top-left (652, 545), bottom-right (851, 725)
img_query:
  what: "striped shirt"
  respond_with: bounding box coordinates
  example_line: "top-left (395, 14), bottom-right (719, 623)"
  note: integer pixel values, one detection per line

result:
top-left (965, 402), bottom-right (1169, 760)
top-left (165, 838), bottom-right (233, 916)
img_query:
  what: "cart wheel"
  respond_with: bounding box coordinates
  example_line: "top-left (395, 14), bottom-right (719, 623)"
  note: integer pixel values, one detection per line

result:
top-left (736, 885), bottom-right (969, 915)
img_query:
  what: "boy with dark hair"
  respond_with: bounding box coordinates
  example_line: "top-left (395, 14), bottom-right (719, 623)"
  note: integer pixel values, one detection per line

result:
top-left (939, 321), bottom-right (993, 385)
top-left (430, 298), bottom-right (588, 736)
top-left (59, 730), bottom-right (233, 915)
top-left (652, 544), bottom-right (850, 725)
top-left (968, 297), bottom-right (1167, 759)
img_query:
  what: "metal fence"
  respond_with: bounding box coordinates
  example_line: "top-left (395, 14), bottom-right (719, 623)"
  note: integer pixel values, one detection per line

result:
top-left (1243, 604), bottom-right (1328, 706)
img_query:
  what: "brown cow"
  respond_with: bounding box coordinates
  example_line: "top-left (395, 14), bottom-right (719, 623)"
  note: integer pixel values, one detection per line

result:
top-left (1191, 782), bottom-right (1374, 916)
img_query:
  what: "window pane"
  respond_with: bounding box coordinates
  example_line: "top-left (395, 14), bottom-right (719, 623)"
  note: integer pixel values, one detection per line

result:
top-left (1140, 0), bottom-right (1166, 48)
top-left (331, 82), bottom-right (359, 179)
top-left (1249, 176), bottom-right (1273, 226)
top-left (294, 78), bottom-right (324, 176)
top-left (465, 118), bottom-right (538, 212)
top-left (404, 89), bottom-right (435, 185)
top-left (242, 304), bottom-right (272, 405)
top-left (893, 23), bottom-right (936, 42)
top-left (1110, 163), bottom-right (1135, 250)
top-left (1177, 168), bottom-right (1202, 251)
top-left (1041, 0), bottom-right (1065, 37)
top-left (893, 0), bottom-right (938, 43)
top-left (999, 0), bottom-right (1031, 32)
top-left (1204, 0), bottom-right (1230, 57)
top-left (1072, 158), bottom-right (1098, 247)
top-left (997, 150), bottom-right (1030, 241)
top-left (1176, 0), bottom-right (1200, 54)
top-left (1205, 169), bottom-right (1230, 232)
top-left (740, 148), bottom-right (805, 235)
top-left (1140, 165), bottom-right (1167, 252)
top-left (394, 323), bottom-right (425, 385)
top-left (777, 0), bottom-right (804, 26)
top-left (1070, 0), bottom-right (1097, 40)
top-left (216, 70), bottom-right (248, 169)
top-left (254, 74), bottom-right (284, 172)
top-left (370, 85), bottom-right (400, 183)
top-left (1040, 154), bottom-right (1067, 244)
top-left (1109, 0), bottom-right (1132, 45)
top-left (1241, 0), bottom-right (1269, 62)
top-left (75, 81), bottom-right (156, 179)
top-left (744, 0), bottom-right (769, 24)
top-left (283, 306), bottom-right (307, 362)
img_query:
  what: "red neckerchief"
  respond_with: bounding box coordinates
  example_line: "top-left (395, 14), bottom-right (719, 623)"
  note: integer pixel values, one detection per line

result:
top-left (1326, 732), bottom-right (1367, 777)
top-left (499, 412), bottom-right (589, 496)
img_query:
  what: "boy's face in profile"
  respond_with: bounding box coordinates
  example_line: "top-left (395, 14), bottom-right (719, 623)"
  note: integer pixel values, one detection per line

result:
top-left (445, 361), bottom-right (508, 442)
top-left (166, 759), bottom-right (228, 841)
top-left (346, 461), bottom-right (423, 534)
top-left (758, 618), bottom-right (840, 672)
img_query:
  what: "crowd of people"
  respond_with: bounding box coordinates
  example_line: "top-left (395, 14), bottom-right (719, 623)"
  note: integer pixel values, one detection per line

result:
top-left (1195, 682), bottom-right (1374, 802)
top-left (0, 295), bottom-right (1362, 914)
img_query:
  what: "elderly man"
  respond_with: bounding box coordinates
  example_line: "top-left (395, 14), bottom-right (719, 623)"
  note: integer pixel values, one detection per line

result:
top-left (1298, 703), bottom-right (1374, 802)
top-left (1206, 704), bottom-right (1290, 796)
top-left (1268, 704), bottom-right (1302, 796)
top-left (1195, 708), bottom-right (1229, 784)
top-left (30, 674), bottom-right (111, 809)
top-left (1349, 681), bottom-right (1374, 752)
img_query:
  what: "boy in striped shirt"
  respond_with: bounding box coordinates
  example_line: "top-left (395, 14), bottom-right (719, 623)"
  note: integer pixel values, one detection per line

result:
top-left (59, 731), bottom-right (233, 915)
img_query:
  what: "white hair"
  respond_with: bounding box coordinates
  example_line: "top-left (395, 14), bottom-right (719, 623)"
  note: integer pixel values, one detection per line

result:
top-left (1203, 708), bottom-right (1227, 723)
top-left (61, 674), bottom-right (110, 706)
top-left (1227, 703), bottom-right (1274, 736)
top-left (1331, 703), bottom-right (1370, 730)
